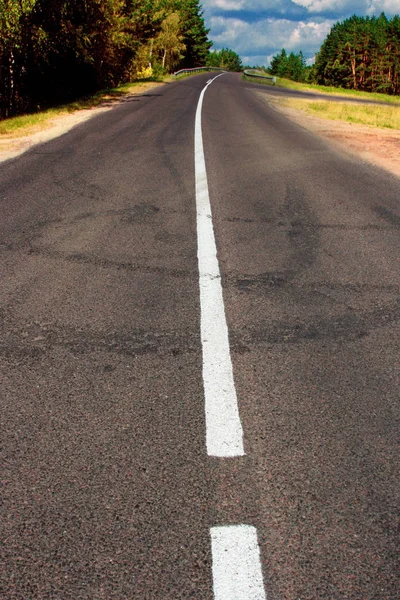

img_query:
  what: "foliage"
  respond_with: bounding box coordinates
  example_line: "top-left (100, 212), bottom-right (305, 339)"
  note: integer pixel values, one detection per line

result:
top-left (177, 0), bottom-right (211, 68)
top-left (314, 13), bottom-right (400, 95)
top-left (206, 48), bottom-right (243, 71)
top-left (155, 12), bottom-right (185, 71)
top-left (269, 49), bottom-right (307, 82)
top-left (0, 0), bottom-right (212, 118)
top-left (267, 12), bottom-right (400, 95)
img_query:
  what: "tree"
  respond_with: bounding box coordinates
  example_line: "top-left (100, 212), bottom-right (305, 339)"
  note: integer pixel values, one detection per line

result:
top-left (314, 13), bottom-right (400, 95)
top-left (206, 48), bottom-right (243, 71)
top-left (177, 0), bottom-right (212, 68)
top-left (0, 0), bottom-right (36, 117)
top-left (155, 12), bottom-right (185, 71)
top-left (0, 0), bottom-right (214, 119)
top-left (269, 49), bottom-right (287, 76)
top-left (269, 48), bottom-right (306, 82)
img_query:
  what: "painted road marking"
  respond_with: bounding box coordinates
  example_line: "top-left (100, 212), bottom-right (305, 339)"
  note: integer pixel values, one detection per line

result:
top-left (195, 74), bottom-right (245, 458)
top-left (211, 525), bottom-right (267, 600)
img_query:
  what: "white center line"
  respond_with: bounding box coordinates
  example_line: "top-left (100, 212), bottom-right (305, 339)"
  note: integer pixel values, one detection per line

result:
top-left (211, 525), bottom-right (267, 600)
top-left (195, 74), bottom-right (245, 458)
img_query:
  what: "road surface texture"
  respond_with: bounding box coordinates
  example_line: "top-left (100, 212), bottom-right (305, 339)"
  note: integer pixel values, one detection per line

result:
top-left (1, 72), bottom-right (399, 599)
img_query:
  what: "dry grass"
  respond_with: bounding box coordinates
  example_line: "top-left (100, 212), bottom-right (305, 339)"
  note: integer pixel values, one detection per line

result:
top-left (278, 98), bottom-right (400, 130)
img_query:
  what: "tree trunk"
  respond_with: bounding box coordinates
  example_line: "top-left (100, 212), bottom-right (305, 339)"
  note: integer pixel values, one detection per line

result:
top-left (351, 51), bottom-right (357, 88)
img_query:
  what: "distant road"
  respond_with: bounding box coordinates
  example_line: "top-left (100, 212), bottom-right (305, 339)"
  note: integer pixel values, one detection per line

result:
top-left (1, 72), bottom-right (399, 599)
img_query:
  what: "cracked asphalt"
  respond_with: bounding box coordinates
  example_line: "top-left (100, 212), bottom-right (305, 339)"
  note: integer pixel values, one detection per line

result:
top-left (1, 73), bottom-right (399, 599)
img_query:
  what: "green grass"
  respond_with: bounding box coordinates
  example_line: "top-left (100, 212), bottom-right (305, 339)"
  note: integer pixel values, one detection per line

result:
top-left (280, 97), bottom-right (400, 129)
top-left (244, 74), bottom-right (400, 104)
top-left (0, 77), bottom-right (169, 136)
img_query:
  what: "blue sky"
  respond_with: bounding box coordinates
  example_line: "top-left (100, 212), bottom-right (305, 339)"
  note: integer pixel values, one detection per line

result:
top-left (201, 0), bottom-right (400, 66)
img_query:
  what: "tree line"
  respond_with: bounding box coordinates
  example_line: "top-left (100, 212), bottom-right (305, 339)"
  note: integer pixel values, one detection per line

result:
top-left (206, 48), bottom-right (242, 72)
top-left (268, 13), bottom-right (400, 95)
top-left (314, 13), bottom-right (400, 95)
top-left (268, 49), bottom-right (308, 82)
top-left (0, 0), bottom-right (212, 118)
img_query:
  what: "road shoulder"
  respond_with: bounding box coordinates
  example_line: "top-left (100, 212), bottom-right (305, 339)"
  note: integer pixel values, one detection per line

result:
top-left (257, 92), bottom-right (400, 180)
top-left (0, 81), bottom-right (168, 164)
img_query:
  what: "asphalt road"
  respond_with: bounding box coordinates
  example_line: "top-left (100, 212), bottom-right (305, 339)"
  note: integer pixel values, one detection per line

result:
top-left (1, 73), bottom-right (399, 599)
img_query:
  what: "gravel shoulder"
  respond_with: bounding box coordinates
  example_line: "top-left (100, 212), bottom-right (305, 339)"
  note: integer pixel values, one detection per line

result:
top-left (257, 92), bottom-right (400, 180)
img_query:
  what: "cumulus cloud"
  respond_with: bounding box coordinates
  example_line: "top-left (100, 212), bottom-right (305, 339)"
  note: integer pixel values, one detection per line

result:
top-left (210, 0), bottom-right (246, 9)
top-left (210, 16), bottom-right (334, 62)
top-left (205, 0), bottom-right (400, 15)
top-left (204, 0), bottom-right (284, 11)
top-left (367, 0), bottom-right (400, 13)
top-left (290, 0), bottom-right (367, 12)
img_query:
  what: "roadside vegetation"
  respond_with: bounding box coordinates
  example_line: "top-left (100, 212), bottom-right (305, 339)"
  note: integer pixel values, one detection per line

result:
top-left (206, 48), bottom-right (243, 72)
top-left (0, 64), bottom-right (226, 138)
top-left (314, 14), bottom-right (400, 95)
top-left (0, 0), bottom-right (213, 120)
top-left (248, 13), bottom-right (400, 99)
top-left (0, 77), bottom-right (172, 136)
top-left (276, 98), bottom-right (400, 130)
top-left (243, 74), bottom-right (400, 104)
top-left (0, 0), bottom-right (244, 125)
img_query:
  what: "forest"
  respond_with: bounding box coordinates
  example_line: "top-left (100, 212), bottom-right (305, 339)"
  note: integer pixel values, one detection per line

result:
top-left (269, 13), bottom-right (400, 95)
top-left (268, 49), bottom-right (308, 82)
top-left (314, 13), bottom-right (400, 95)
top-left (0, 0), bottom-right (212, 118)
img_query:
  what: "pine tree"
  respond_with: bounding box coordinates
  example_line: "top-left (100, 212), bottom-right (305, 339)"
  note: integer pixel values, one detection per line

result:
top-left (314, 12), bottom-right (400, 95)
top-left (177, 0), bottom-right (211, 68)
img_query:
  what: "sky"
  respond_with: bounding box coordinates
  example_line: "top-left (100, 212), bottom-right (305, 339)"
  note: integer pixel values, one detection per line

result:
top-left (201, 0), bottom-right (400, 67)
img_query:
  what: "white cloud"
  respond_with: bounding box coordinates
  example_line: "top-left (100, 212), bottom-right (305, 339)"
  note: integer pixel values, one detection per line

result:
top-left (203, 0), bottom-right (292, 12)
top-left (205, 0), bottom-right (400, 14)
top-left (291, 0), bottom-right (400, 13)
top-left (211, 0), bottom-right (246, 9)
top-left (241, 54), bottom-right (275, 66)
top-left (290, 0), bottom-right (365, 11)
top-left (210, 16), bottom-right (334, 61)
top-left (367, 0), bottom-right (400, 13)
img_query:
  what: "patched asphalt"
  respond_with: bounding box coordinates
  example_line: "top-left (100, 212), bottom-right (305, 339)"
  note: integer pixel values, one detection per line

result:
top-left (1, 73), bottom-right (399, 599)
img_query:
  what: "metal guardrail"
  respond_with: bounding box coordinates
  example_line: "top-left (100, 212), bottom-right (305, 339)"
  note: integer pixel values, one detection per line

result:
top-left (244, 70), bottom-right (276, 84)
top-left (173, 67), bottom-right (227, 77)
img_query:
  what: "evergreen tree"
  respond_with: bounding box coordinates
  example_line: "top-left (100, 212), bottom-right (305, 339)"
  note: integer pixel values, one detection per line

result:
top-left (177, 0), bottom-right (212, 68)
top-left (314, 12), bottom-right (400, 94)
top-left (269, 48), bottom-right (306, 82)
top-left (269, 49), bottom-right (287, 76)
top-left (206, 48), bottom-right (242, 71)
